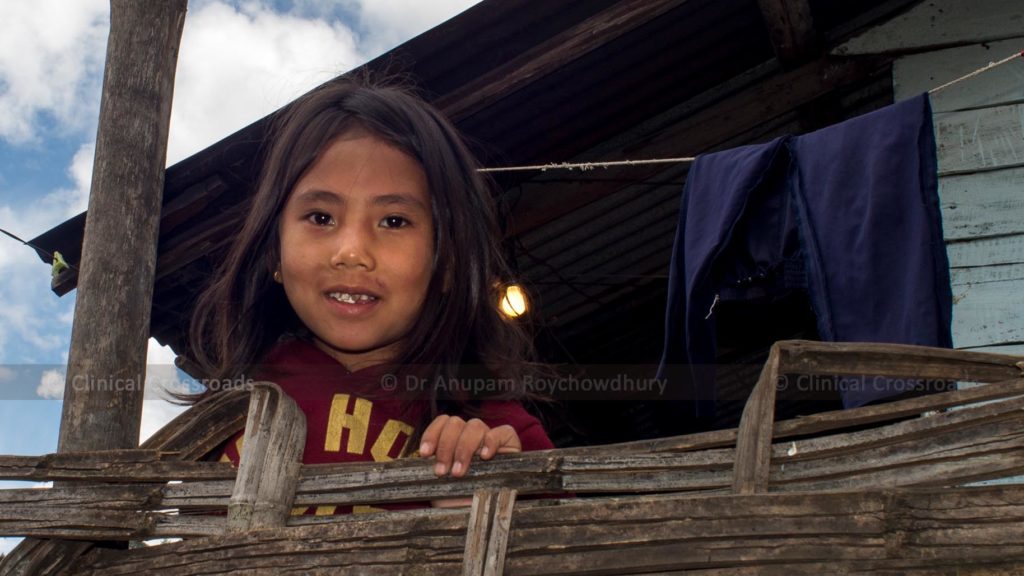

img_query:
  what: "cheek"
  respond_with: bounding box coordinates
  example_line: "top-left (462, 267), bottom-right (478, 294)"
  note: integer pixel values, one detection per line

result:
top-left (409, 257), bottom-right (433, 298)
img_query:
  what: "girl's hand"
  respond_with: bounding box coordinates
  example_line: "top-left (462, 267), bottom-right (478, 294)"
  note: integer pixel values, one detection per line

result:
top-left (419, 414), bottom-right (521, 478)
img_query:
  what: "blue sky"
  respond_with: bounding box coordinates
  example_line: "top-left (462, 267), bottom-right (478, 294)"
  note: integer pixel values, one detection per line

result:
top-left (0, 0), bottom-right (478, 555)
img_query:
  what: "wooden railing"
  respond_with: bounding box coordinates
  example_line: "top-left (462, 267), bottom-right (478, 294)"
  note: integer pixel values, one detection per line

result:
top-left (2, 341), bottom-right (1024, 574)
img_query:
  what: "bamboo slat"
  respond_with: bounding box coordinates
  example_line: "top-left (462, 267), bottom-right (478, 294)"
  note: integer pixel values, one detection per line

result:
top-left (226, 382), bottom-right (305, 532)
top-left (65, 485), bottom-right (1024, 575)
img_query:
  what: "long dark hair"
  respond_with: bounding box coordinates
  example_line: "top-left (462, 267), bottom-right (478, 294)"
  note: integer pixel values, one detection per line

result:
top-left (187, 76), bottom-right (544, 421)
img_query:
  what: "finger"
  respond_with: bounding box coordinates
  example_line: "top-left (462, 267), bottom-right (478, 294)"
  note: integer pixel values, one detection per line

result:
top-left (481, 425), bottom-right (521, 459)
top-left (451, 419), bottom-right (488, 477)
top-left (433, 415), bottom-right (465, 476)
top-left (419, 415), bottom-right (449, 457)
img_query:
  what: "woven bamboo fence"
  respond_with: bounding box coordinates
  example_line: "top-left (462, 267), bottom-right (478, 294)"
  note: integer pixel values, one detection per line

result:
top-left (2, 340), bottom-right (1024, 574)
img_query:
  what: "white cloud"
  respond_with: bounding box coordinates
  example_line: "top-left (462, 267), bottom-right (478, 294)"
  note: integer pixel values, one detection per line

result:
top-left (167, 0), bottom-right (365, 164)
top-left (0, 0), bottom-right (481, 153)
top-left (139, 399), bottom-right (189, 444)
top-left (0, 0), bottom-right (107, 143)
top-left (355, 0), bottom-right (480, 55)
top-left (0, 536), bottom-right (20, 557)
top-left (36, 369), bottom-right (64, 400)
top-left (140, 338), bottom-right (189, 443)
top-left (144, 337), bottom-right (189, 399)
top-left (166, 0), bottom-right (483, 164)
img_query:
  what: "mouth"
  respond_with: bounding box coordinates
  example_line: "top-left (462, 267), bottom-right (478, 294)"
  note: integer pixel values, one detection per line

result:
top-left (327, 291), bottom-right (379, 304)
top-left (324, 286), bottom-right (381, 308)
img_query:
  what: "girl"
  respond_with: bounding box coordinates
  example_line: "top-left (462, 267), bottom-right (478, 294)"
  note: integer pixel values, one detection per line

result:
top-left (187, 77), bottom-right (553, 512)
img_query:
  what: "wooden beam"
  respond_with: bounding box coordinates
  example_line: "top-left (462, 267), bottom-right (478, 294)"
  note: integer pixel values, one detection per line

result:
top-left (435, 0), bottom-right (690, 121)
top-left (57, 0), bottom-right (187, 454)
top-left (756, 0), bottom-right (818, 66)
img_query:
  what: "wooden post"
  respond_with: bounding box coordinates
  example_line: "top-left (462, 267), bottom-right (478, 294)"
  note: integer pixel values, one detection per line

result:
top-left (732, 344), bottom-right (781, 495)
top-left (463, 488), bottom-right (517, 576)
top-left (57, 0), bottom-right (187, 453)
top-left (227, 383), bottom-right (306, 532)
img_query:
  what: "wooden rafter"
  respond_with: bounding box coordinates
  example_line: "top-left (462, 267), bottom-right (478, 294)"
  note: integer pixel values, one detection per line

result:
top-left (756, 0), bottom-right (818, 66)
top-left (435, 0), bottom-right (690, 121)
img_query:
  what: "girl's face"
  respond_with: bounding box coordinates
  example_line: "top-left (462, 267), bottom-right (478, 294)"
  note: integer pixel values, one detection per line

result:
top-left (278, 129), bottom-right (434, 371)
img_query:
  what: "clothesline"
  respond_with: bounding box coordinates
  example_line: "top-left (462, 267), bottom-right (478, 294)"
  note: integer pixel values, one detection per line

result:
top-left (478, 157), bottom-right (697, 173)
top-left (926, 49), bottom-right (1024, 95)
top-left (478, 49), bottom-right (1024, 175)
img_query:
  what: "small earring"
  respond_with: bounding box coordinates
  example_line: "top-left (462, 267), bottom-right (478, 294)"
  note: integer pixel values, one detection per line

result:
top-left (273, 270), bottom-right (282, 283)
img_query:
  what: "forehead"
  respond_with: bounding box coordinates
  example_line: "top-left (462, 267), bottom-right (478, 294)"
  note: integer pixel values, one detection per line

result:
top-left (289, 131), bottom-right (430, 205)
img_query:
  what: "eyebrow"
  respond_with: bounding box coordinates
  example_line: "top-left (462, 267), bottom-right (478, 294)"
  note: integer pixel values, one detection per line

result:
top-left (292, 190), bottom-right (342, 205)
top-left (372, 193), bottom-right (429, 212)
top-left (292, 189), bottom-right (429, 212)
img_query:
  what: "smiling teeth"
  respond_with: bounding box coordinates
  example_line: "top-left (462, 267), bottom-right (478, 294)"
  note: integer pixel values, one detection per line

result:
top-left (329, 292), bottom-right (377, 304)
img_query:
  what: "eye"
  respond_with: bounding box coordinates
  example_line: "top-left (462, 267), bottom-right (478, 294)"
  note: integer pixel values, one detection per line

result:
top-left (381, 215), bottom-right (410, 229)
top-left (306, 212), bottom-right (334, 226)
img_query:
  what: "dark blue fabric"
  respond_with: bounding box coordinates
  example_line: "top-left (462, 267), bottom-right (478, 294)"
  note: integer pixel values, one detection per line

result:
top-left (657, 94), bottom-right (952, 414)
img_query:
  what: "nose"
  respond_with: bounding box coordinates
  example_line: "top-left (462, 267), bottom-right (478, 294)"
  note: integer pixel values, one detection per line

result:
top-left (329, 223), bottom-right (375, 270)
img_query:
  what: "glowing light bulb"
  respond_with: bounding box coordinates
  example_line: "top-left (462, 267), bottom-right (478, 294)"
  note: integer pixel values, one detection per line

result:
top-left (499, 284), bottom-right (528, 318)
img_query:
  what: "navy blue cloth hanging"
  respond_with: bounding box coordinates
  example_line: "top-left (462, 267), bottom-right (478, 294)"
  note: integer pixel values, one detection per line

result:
top-left (657, 93), bottom-right (952, 416)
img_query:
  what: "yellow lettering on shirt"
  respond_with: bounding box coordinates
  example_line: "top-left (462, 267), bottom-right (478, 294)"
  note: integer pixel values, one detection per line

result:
top-left (370, 419), bottom-right (414, 462)
top-left (220, 434), bottom-right (245, 465)
top-left (314, 505), bottom-right (338, 516)
top-left (324, 394), bottom-right (372, 454)
top-left (353, 505), bottom-right (386, 514)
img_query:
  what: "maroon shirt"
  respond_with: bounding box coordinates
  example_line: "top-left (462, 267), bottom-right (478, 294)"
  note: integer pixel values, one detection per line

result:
top-left (217, 339), bottom-right (553, 514)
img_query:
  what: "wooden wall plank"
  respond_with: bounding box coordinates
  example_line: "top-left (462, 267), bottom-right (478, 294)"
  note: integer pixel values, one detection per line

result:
top-left (934, 103), bottom-right (1024, 175)
top-left (894, 38), bottom-right (1024, 112)
top-left (951, 263), bottom-right (1024, 348)
top-left (889, 30), bottom-right (1024, 355)
top-left (959, 343), bottom-right (1024, 355)
top-left (947, 235), bottom-right (1024, 269)
top-left (834, 0), bottom-right (1024, 55)
top-left (939, 166), bottom-right (1024, 241)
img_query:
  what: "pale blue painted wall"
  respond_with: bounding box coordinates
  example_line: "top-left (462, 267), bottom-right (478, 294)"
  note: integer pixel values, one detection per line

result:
top-left (843, 0), bottom-right (1024, 356)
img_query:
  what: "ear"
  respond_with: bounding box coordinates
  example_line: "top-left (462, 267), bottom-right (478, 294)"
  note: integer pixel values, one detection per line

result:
top-left (268, 253), bottom-right (283, 284)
